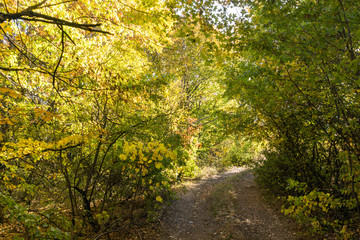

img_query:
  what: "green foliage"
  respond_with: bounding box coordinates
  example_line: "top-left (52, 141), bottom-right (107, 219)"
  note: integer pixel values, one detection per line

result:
top-left (222, 0), bottom-right (360, 238)
top-left (254, 142), bottom-right (360, 238)
top-left (254, 145), bottom-right (315, 194)
top-left (0, 193), bottom-right (70, 240)
top-left (282, 179), bottom-right (356, 239)
top-left (148, 33), bottom-right (232, 174)
top-left (223, 140), bottom-right (260, 167)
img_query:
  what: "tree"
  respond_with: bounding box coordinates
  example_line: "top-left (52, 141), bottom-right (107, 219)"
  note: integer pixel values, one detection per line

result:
top-left (222, 0), bottom-right (360, 237)
top-left (0, 0), bottom-right (178, 238)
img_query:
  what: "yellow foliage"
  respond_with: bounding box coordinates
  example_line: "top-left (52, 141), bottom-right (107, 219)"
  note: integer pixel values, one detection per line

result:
top-left (155, 162), bottom-right (163, 169)
top-left (155, 196), bottom-right (163, 203)
top-left (0, 87), bottom-right (21, 99)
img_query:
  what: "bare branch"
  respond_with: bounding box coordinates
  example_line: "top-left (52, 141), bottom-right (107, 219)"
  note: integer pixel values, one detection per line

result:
top-left (0, 9), bottom-right (111, 34)
top-left (52, 24), bottom-right (65, 91)
top-left (24, 0), bottom-right (47, 12)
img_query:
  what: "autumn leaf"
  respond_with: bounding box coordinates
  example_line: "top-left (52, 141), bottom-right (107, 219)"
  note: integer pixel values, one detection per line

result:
top-left (156, 196), bottom-right (163, 203)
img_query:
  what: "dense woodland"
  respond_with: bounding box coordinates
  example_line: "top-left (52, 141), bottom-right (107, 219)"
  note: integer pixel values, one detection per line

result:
top-left (0, 0), bottom-right (359, 239)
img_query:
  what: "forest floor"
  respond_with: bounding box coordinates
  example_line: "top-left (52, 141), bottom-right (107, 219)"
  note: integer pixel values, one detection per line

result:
top-left (119, 167), bottom-right (314, 240)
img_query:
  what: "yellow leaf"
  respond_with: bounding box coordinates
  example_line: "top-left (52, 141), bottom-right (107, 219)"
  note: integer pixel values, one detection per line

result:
top-left (42, 115), bottom-right (52, 122)
top-left (156, 196), bottom-right (163, 203)
top-left (155, 162), bottom-right (162, 169)
top-left (0, 87), bottom-right (21, 98)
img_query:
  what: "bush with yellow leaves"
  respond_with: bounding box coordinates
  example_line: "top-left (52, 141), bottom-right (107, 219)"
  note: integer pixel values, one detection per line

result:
top-left (107, 140), bottom-right (178, 220)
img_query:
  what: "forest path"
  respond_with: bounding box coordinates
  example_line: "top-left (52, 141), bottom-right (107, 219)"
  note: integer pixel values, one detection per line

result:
top-left (158, 167), bottom-right (306, 240)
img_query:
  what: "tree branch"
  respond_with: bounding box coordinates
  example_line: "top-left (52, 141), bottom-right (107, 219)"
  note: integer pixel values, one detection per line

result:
top-left (0, 9), bottom-right (111, 34)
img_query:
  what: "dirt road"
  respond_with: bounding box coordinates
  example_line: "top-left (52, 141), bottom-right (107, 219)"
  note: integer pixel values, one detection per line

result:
top-left (159, 167), bottom-right (306, 240)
